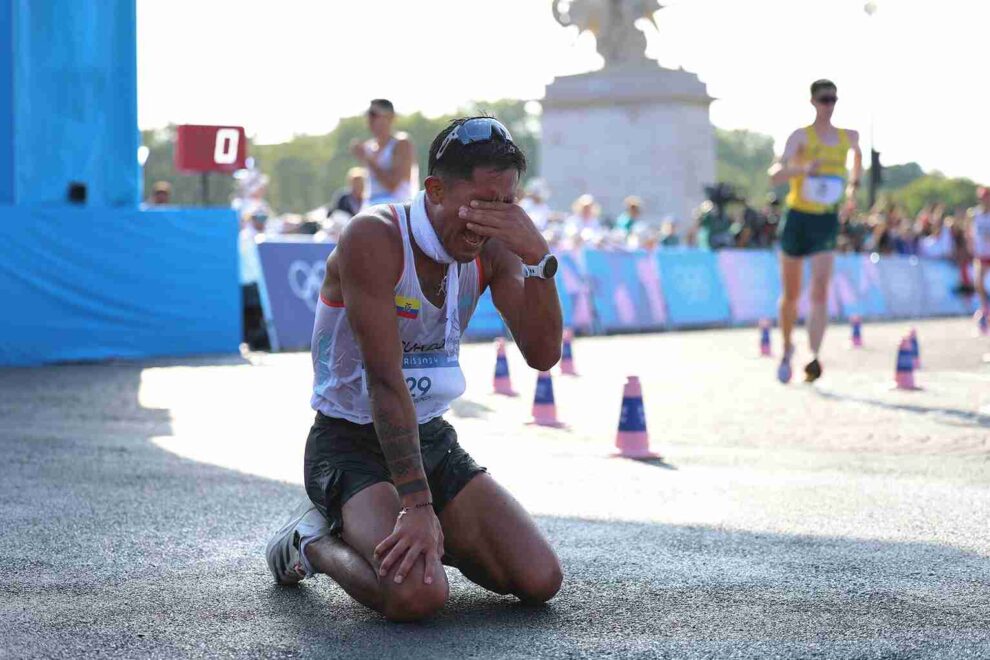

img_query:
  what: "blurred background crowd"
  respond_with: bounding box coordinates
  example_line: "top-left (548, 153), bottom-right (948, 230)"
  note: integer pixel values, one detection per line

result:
top-left (142, 99), bottom-right (986, 299)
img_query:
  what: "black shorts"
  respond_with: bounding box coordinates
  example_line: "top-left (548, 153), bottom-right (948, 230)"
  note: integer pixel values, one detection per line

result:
top-left (779, 208), bottom-right (839, 257)
top-left (303, 412), bottom-right (486, 536)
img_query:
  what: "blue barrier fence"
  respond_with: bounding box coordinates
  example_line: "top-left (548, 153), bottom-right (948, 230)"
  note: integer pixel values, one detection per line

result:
top-left (254, 242), bottom-right (973, 350)
top-left (256, 240), bottom-right (333, 351)
top-left (0, 206), bottom-right (240, 366)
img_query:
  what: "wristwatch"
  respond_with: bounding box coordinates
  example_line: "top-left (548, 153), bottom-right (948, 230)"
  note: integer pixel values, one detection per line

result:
top-left (521, 253), bottom-right (558, 279)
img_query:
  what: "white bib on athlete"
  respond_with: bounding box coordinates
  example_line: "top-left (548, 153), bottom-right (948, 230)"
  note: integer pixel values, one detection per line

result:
top-left (309, 203), bottom-right (484, 425)
top-left (801, 175), bottom-right (845, 206)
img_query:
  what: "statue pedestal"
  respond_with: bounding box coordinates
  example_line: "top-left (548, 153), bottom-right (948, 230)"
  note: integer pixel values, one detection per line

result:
top-left (540, 63), bottom-right (715, 226)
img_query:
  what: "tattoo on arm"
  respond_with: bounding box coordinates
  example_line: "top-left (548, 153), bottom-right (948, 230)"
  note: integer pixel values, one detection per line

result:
top-left (396, 479), bottom-right (429, 497)
top-left (368, 382), bottom-right (429, 496)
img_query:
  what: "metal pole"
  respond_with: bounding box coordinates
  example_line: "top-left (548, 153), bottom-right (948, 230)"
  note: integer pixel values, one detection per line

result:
top-left (865, 1), bottom-right (878, 209)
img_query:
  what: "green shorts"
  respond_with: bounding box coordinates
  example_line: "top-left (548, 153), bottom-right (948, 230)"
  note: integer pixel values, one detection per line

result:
top-left (779, 208), bottom-right (839, 257)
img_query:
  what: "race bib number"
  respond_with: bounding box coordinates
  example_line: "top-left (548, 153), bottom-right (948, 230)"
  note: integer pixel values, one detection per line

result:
top-left (362, 352), bottom-right (465, 405)
top-left (802, 175), bottom-right (845, 205)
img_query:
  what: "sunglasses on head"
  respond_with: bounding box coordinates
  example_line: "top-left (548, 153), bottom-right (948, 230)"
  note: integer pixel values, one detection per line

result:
top-left (815, 95), bottom-right (838, 105)
top-left (435, 118), bottom-right (514, 161)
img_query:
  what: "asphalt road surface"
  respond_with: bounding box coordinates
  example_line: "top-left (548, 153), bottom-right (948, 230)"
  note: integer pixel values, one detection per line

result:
top-left (2, 317), bottom-right (988, 659)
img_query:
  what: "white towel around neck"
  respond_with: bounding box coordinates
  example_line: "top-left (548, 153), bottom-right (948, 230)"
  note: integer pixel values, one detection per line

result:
top-left (408, 191), bottom-right (459, 356)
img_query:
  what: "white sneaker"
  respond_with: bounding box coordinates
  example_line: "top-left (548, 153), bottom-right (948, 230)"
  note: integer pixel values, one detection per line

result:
top-left (265, 497), bottom-right (330, 585)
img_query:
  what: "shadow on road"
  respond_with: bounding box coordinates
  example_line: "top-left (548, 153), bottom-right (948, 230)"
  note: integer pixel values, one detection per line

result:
top-left (814, 387), bottom-right (990, 428)
top-left (615, 455), bottom-right (677, 470)
top-left (1, 360), bottom-right (988, 658)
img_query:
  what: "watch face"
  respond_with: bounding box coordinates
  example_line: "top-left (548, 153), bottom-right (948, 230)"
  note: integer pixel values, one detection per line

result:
top-left (543, 255), bottom-right (558, 278)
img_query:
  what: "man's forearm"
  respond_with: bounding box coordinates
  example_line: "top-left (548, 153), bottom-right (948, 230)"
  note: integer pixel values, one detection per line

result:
top-left (851, 166), bottom-right (863, 186)
top-left (779, 162), bottom-right (807, 180)
top-left (513, 278), bottom-right (563, 371)
top-left (368, 378), bottom-right (430, 504)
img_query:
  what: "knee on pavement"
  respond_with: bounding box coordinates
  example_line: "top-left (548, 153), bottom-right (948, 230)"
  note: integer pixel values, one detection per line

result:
top-left (382, 575), bottom-right (449, 622)
top-left (511, 554), bottom-right (563, 604)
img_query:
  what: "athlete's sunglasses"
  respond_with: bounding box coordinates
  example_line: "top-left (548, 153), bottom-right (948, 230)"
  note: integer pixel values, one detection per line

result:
top-left (435, 118), bottom-right (514, 161)
top-left (815, 95), bottom-right (838, 105)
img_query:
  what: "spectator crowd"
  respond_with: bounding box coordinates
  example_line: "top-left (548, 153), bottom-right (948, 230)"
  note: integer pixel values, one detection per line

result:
top-left (314, 177), bottom-right (978, 272)
top-left (233, 170), bottom-right (981, 284)
top-left (144, 100), bottom-right (988, 350)
top-left (213, 97), bottom-right (984, 315)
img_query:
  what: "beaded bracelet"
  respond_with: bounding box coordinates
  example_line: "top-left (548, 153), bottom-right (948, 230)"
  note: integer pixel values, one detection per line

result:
top-left (398, 501), bottom-right (434, 518)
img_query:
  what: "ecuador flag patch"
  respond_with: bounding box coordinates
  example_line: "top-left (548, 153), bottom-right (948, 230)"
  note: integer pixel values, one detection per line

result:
top-left (395, 295), bottom-right (421, 319)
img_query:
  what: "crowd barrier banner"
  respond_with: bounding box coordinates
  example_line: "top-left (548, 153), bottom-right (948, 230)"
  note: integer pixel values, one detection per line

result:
top-left (464, 289), bottom-right (504, 339)
top-left (556, 250), bottom-right (594, 333)
top-left (717, 249), bottom-right (780, 323)
top-left (656, 249), bottom-right (730, 327)
top-left (256, 241), bottom-right (334, 350)
top-left (876, 256), bottom-right (926, 318)
top-left (584, 249), bottom-right (667, 332)
top-left (832, 254), bottom-right (887, 319)
top-left (919, 259), bottom-right (969, 316)
top-left (0, 206), bottom-right (240, 366)
top-left (256, 241), bottom-right (510, 344)
top-left (254, 243), bottom-right (973, 352)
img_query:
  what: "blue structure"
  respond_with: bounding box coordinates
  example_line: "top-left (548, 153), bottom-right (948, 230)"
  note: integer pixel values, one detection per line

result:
top-left (0, 0), bottom-right (239, 366)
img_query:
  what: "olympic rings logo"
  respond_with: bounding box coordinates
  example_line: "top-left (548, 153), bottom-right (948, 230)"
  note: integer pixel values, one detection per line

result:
top-left (288, 260), bottom-right (326, 312)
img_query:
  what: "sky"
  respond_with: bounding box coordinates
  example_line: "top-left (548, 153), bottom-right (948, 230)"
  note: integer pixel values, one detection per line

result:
top-left (137, 0), bottom-right (989, 182)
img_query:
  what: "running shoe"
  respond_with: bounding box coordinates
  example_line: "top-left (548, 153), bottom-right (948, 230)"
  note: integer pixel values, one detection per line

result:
top-left (777, 347), bottom-right (794, 384)
top-left (804, 358), bottom-right (823, 383)
top-left (265, 497), bottom-right (329, 585)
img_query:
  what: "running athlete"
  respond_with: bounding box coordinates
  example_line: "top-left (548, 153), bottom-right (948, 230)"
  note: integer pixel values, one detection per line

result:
top-left (266, 117), bottom-right (563, 621)
top-left (971, 186), bottom-right (990, 326)
top-left (769, 79), bottom-right (862, 383)
top-left (350, 99), bottom-right (416, 206)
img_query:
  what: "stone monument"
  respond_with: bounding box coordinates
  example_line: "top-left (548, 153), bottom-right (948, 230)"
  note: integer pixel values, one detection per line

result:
top-left (542, 0), bottom-right (715, 225)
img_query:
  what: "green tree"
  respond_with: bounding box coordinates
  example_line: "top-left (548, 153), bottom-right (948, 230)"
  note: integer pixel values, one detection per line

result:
top-left (249, 100), bottom-right (541, 213)
top-left (147, 110), bottom-right (964, 217)
top-left (875, 161), bottom-right (924, 191)
top-left (715, 128), bottom-right (775, 204)
top-left (269, 157), bottom-right (320, 213)
top-left (891, 173), bottom-right (978, 216)
top-left (458, 99), bottom-right (541, 178)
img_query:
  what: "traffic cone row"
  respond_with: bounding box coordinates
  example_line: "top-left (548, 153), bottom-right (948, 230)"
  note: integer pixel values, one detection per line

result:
top-left (560, 329), bottom-right (578, 375)
top-left (892, 334), bottom-right (921, 391)
top-left (851, 315), bottom-right (863, 348)
top-left (529, 370), bottom-right (565, 428)
top-left (761, 315), bottom-right (864, 354)
top-left (493, 331), bottom-right (660, 459)
top-left (492, 338), bottom-right (517, 396)
top-left (758, 319), bottom-right (772, 357)
top-left (613, 376), bottom-right (659, 459)
top-left (908, 328), bottom-right (921, 370)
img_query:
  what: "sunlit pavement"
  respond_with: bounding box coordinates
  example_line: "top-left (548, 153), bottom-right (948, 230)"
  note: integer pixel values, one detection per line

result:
top-left (2, 317), bottom-right (988, 658)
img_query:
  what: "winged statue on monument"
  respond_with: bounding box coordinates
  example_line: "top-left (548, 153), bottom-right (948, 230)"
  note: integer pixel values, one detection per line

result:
top-left (552, 0), bottom-right (662, 67)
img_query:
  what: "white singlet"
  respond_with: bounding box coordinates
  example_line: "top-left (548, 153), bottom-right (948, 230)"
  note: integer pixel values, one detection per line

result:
top-left (366, 137), bottom-right (414, 205)
top-left (973, 208), bottom-right (990, 259)
top-left (310, 204), bottom-right (484, 424)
